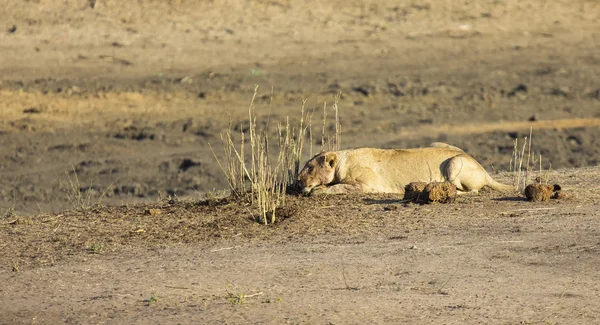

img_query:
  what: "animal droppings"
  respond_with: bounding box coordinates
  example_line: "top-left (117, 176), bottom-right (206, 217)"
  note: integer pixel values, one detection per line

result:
top-left (552, 191), bottom-right (567, 200)
top-left (423, 182), bottom-right (457, 204)
top-left (524, 184), bottom-right (562, 202)
top-left (404, 181), bottom-right (457, 204)
top-left (404, 182), bottom-right (428, 203)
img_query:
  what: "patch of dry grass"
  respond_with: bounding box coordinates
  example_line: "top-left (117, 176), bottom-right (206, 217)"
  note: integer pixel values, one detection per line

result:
top-left (63, 166), bottom-right (112, 213)
top-left (211, 87), bottom-right (344, 224)
top-left (510, 128), bottom-right (554, 193)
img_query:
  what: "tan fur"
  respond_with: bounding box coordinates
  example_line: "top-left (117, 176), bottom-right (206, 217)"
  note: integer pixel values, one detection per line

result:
top-left (297, 143), bottom-right (514, 196)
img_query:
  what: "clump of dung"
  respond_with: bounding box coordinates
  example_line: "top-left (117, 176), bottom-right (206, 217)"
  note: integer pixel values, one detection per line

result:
top-left (404, 181), bottom-right (456, 204)
top-left (552, 190), bottom-right (567, 200)
top-left (524, 184), bottom-right (562, 202)
top-left (423, 182), bottom-right (457, 204)
top-left (404, 182), bottom-right (427, 202)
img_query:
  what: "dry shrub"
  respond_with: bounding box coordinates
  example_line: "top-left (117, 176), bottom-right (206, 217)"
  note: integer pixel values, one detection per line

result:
top-left (209, 86), bottom-right (309, 224)
top-left (524, 184), bottom-right (562, 202)
top-left (210, 86), bottom-right (341, 224)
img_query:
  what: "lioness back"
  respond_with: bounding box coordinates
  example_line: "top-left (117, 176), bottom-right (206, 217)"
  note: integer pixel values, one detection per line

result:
top-left (298, 144), bottom-right (513, 195)
top-left (339, 147), bottom-right (465, 191)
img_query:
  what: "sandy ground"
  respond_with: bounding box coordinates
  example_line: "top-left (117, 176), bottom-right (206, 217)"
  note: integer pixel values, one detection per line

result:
top-left (2, 169), bottom-right (600, 324)
top-left (1, 0), bottom-right (600, 323)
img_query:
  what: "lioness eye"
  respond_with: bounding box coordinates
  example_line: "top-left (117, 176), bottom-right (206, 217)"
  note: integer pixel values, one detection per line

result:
top-left (308, 166), bottom-right (313, 171)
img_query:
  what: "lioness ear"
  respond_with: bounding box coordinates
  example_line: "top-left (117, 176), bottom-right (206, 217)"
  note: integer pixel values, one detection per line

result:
top-left (324, 152), bottom-right (338, 168)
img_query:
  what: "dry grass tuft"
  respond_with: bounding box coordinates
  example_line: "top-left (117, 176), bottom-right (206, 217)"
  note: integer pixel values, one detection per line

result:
top-left (210, 87), bottom-right (341, 224)
top-left (63, 166), bottom-right (111, 213)
top-left (319, 92), bottom-right (342, 153)
top-left (510, 127), bottom-right (552, 193)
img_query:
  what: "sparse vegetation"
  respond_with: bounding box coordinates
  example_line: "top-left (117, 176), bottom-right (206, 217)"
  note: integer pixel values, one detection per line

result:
top-left (319, 93), bottom-right (342, 153)
top-left (509, 127), bottom-right (563, 202)
top-left (227, 291), bottom-right (246, 305)
top-left (210, 86), bottom-right (341, 224)
top-left (146, 292), bottom-right (159, 306)
top-left (340, 256), bottom-right (358, 291)
top-left (2, 206), bottom-right (16, 219)
top-left (88, 243), bottom-right (104, 254)
top-left (510, 128), bottom-right (553, 192)
top-left (63, 166), bottom-right (112, 213)
top-left (226, 289), bottom-right (264, 305)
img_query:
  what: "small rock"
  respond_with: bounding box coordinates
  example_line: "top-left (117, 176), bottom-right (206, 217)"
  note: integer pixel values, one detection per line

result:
top-left (178, 158), bottom-right (201, 172)
top-left (383, 205), bottom-right (398, 211)
top-left (550, 86), bottom-right (570, 97)
top-left (8, 25), bottom-right (17, 33)
top-left (145, 208), bottom-right (162, 216)
top-left (179, 76), bottom-right (193, 84)
top-left (507, 84), bottom-right (528, 97)
top-left (23, 107), bottom-right (42, 114)
top-left (182, 118), bottom-right (195, 132)
top-left (352, 84), bottom-right (377, 97)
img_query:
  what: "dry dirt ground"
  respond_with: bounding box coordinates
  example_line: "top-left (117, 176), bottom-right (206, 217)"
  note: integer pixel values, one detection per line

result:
top-left (1, 0), bottom-right (600, 324)
top-left (2, 169), bottom-right (600, 324)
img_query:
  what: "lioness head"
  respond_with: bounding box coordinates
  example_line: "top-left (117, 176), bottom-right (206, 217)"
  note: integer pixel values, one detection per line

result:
top-left (297, 152), bottom-right (338, 195)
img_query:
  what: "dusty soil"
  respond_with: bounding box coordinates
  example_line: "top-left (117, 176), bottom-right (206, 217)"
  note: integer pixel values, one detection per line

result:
top-left (2, 169), bottom-right (600, 324)
top-left (1, 0), bottom-right (600, 323)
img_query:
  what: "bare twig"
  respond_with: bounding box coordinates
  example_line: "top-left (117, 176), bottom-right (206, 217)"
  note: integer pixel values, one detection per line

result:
top-left (211, 246), bottom-right (241, 252)
top-left (525, 127), bottom-right (533, 187)
top-left (244, 292), bottom-right (264, 298)
top-left (511, 207), bottom-right (557, 212)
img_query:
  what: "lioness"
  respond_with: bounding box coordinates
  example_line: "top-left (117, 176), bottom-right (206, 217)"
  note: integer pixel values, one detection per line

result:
top-left (297, 142), bottom-right (513, 196)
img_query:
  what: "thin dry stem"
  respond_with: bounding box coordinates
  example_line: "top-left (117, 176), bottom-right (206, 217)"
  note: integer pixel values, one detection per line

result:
top-left (333, 92), bottom-right (342, 152)
top-left (525, 127), bottom-right (532, 187)
top-left (517, 137), bottom-right (527, 191)
top-left (539, 153), bottom-right (543, 184)
top-left (321, 102), bottom-right (327, 152)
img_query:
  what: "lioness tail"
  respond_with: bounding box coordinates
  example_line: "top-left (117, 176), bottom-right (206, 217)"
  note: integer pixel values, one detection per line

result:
top-left (486, 175), bottom-right (515, 192)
